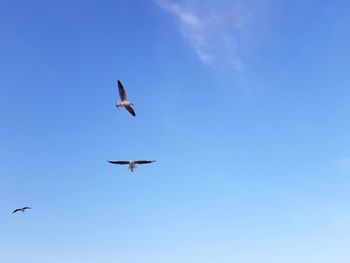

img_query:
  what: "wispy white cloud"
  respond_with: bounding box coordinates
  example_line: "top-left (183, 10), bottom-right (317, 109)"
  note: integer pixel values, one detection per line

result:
top-left (157, 1), bottom-right (212, 64)
top-left (157, 0), bottom-right (267, 71)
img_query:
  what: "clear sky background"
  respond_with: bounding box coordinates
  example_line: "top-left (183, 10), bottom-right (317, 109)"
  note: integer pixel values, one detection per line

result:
top-left (1, 0), bottom-right (350, 262)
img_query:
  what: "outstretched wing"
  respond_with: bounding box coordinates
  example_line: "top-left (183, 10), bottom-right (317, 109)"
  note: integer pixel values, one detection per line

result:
top-left (23, 207), bottom-right (31, 210)
top-left (108, 161), bottom-right (130, 165)
top-left (125, 105), bottom-right (136, 117)
top-left (134, 160), bottom-right (156, 164)
top-left (12, 209), bottom-right (20, 214)
top-left (117, 80), bottom-right (127, 101)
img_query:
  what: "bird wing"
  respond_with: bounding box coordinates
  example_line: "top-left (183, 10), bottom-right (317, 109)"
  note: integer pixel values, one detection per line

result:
top-left (12, 209), bottom-right (20, 213)
top-left (117, 80), bottom-right (127, 101)
top-left (108, 161), bottom-right (130, 165)
top-left (23, 207), bottom-right (31, 210)
top-left (134, 160), bottom-right (156, 164)
top-left (125, 105), bottom-right (136, 117)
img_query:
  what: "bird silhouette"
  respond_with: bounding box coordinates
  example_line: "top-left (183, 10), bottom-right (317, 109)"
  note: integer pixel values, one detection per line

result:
top-left (108, 160), bottom-right (155, 172)
top-left (116, 80), bottom-right (136, 117)
top-left (12, 207), bottom-right (31, 214)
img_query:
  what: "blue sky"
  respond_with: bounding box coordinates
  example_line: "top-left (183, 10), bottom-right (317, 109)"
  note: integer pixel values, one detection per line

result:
top-left (1, 0), bottom-right (350, 262)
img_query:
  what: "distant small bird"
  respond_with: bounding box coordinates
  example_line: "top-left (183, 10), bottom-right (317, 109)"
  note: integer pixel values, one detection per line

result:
top-left (116, 80), bottom-right (136, 117)
top-left (12, 207), bottom-right (31, 214)
top-left (108, 160), bottom-right (155, 172)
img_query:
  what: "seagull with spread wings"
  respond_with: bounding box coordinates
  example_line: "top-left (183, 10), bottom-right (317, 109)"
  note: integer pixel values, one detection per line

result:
top-left (12, 207), bottom-right (31, 214)
top-left (108, 160), bottom-right (155, 172)
top-left (116, 80), bottom-right (136, 117)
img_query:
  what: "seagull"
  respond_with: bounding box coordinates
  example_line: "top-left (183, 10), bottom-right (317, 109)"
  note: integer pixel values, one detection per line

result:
top-left (108, 160), bottom-right (155, 172)
top-left (12, 207), bottom-right (31, 214)
top-left (116, 80), bottom-right (136, 117)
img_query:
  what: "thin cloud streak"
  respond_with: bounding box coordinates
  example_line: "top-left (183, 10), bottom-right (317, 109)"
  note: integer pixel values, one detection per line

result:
top-left (157, 0), bottom-right (265, 71)
top-left (158, 1), bottom-right (213, 64)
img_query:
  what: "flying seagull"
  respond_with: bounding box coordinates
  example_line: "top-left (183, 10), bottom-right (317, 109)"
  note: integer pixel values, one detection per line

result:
top-left (108, 160), bottom-right (155, 172)
top-left (116, 80), bottom-right (136, 117)
top-left (12, 207), bottom-right (31, 214)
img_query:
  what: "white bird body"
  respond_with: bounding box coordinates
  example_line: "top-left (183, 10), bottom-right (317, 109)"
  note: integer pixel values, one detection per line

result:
top-left (129, 160), bottom-right (135, 171)
top-left (117, 100), bottom-right (132, 107)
